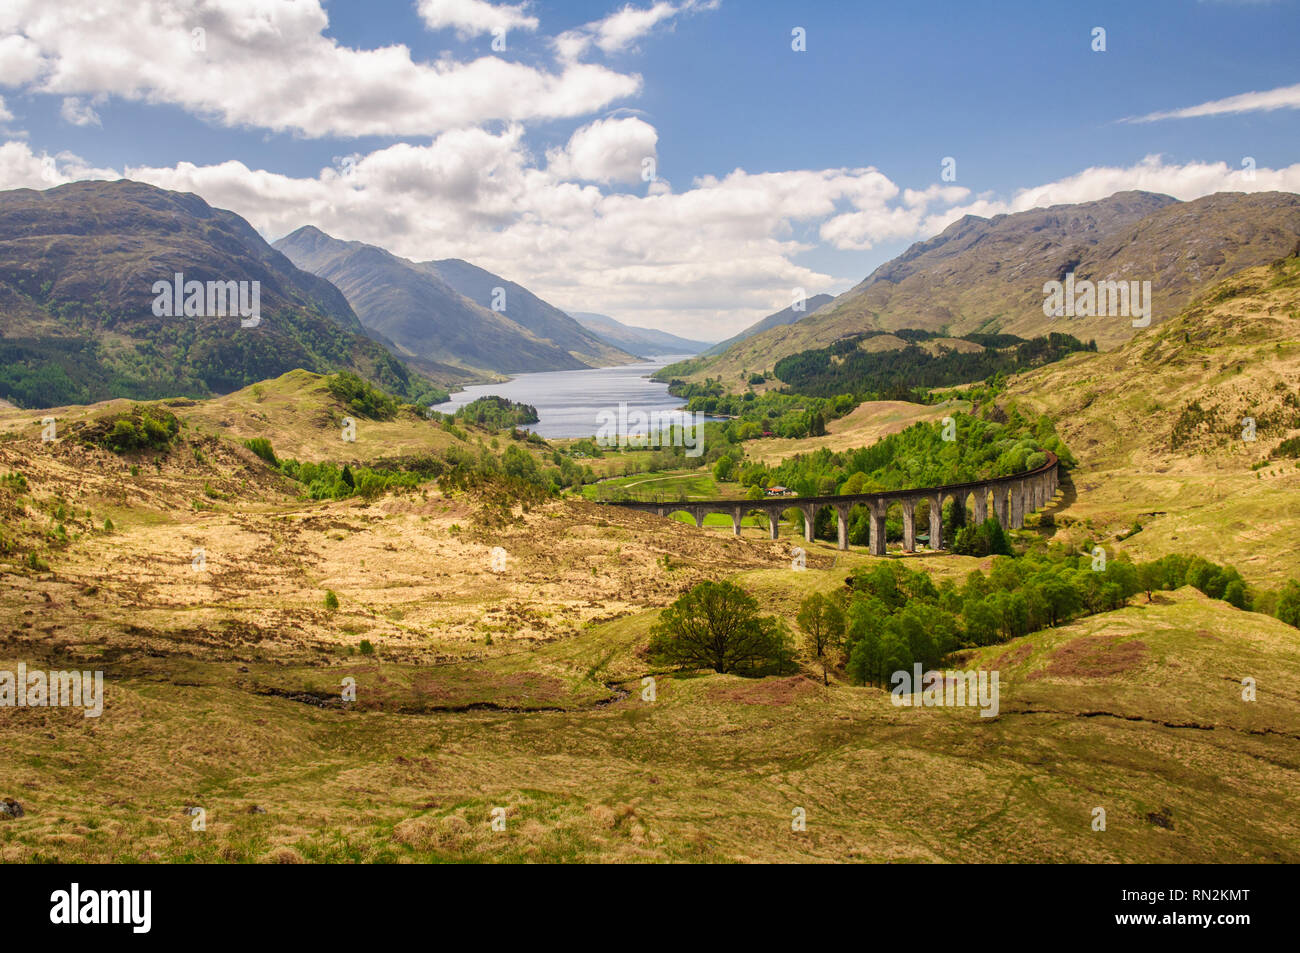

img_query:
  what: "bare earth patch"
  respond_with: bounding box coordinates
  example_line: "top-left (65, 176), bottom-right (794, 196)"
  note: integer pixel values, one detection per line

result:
top-left (708, 674), bottom-right (819, 706)
top-left (1032, 635), bottom-right (1149, 679)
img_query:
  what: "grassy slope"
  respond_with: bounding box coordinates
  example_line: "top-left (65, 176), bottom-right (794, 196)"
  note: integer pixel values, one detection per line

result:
top-left (746, 398), bottom-right (967, 466)
top-left (181, 369), bottom-right (468, 464)
top-left (1005, 256), bottom-right (1300, 585)
top-left (0, 373), bottom-right (789, 663)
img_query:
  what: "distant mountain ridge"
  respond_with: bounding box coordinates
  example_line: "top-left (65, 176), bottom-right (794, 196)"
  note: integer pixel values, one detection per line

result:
top-left (0, 180), bottom-right (438, 409)
top-left (427, 259), bottom-right (634, 368)
top-left (569, 311), bottom-right (710, 357)
top-left (703, 293), bottom-right (835, 357)
top-left (682, 190), bottom-right (1300, 387)
top-left (275, 227), bottom-right (636, 377)
top-left (276, 226), bottom-right (583, 376)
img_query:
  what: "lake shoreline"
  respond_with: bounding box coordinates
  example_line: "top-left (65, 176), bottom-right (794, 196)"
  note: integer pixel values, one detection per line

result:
top-left (429, 355), bottom-right (707, 439)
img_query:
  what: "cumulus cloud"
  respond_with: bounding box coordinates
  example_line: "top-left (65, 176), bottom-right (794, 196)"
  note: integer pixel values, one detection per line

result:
top-left (0, 33), bottom-right (43, 85)
top-left (546, 116), bottom-right (658, 184)
top-left (0, 141), bottom-right (118, 189)
top-left (1124, 82), bottom-right (1300, 122)
top-left (0, 0), bottom-right (638, 138)
top-left (416, 0), bottom-right (538, 38)
top-left (902, 183), bottom-right (971, 208)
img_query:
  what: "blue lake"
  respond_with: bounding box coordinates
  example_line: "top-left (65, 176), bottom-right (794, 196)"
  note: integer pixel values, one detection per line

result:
top-left (430, 356), bottom-right (711, 439)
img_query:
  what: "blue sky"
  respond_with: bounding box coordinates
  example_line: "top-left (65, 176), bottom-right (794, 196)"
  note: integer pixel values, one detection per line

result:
top-left (1, 0), bottom-right (1298, 338)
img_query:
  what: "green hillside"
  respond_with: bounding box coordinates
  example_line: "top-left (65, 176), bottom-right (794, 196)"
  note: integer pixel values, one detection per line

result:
top-left (0, 181), bottom-right (443, 409)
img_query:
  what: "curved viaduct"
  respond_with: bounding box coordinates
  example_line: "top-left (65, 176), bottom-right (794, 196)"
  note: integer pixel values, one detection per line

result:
top-left (599, 451), bottom-right (1059, 556)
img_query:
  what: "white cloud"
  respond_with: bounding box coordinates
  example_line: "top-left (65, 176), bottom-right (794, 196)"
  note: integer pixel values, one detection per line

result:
top-left (0, 141), bottom-right (117, 189)
top-left (0, 0), bottom-right (639, 138)
top-left (902, 183), bottom-right (970, 208)
top-left (0, 33), bottom-right (43, 85)
top-left (546, 116), bottom-right (658, 184)
top-left (1125, 82), bottom-right (1300, 122)
top-left (820, 205), bottom-right (929, 252)
top-left (0, 96), bottom-right (13, 123)
top-left (416, 0), bottom-right (538, 38)
top-left (590, 3), bottom-right (679, 53)
top-left (59, 97), bottom-right (100, 127)
top-left (555, 0), bottom-right (715, 61)
top-left (107, 137), bottom-right (874, 336)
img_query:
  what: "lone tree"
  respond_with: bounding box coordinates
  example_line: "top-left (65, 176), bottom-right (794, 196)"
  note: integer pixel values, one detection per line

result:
top-left (796, 592), bottom-right (846, 684)
top-left (648, 580), bottom-right (794, 676)
top-left (1137, 561), bottom-right (1163, 603)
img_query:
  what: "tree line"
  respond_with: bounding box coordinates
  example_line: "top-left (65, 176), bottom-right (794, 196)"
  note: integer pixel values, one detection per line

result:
top-left (646, 550), bottom-right (1300, 682)
top-left (771, 329), bottom-right (1095, 400)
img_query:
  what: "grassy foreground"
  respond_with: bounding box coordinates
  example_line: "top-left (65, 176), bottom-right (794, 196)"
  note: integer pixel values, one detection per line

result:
top-left (3, 577), bottom-right (1297, 863)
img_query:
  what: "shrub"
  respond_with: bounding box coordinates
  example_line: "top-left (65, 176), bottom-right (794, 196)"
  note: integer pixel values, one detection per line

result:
top-left (1276, 580), bottom-right (1300, 628)
top-left (0, 471), bottom-right (27, 493)
top-left (323, 590), bottom-right (339, 611)
top-left (326, 372), bottom-right (399, 421)
top-left (244, 437), bottom-right (278, 467)
top-left (501, 444), bottom-right (540, 483)
top-left (84, 405), bottom-right (180, 454)
top-left (1274, 436), bottom-right (1300, 459)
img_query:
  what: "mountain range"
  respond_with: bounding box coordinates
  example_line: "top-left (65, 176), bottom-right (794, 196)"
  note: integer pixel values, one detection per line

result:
top-left (702, 293), bottom-right (835, 357)
top-left (0, 180), bottom-right (654, 410)
top-left (6, 182), bottom-right (1300, 413)
top-left (0, 180), bottom-right (439, 409)
top-left (568, 311), bottom-right (710, 358)
top-left (274, 227), bottom-right (635, 379)
top-left (674, 190), bottom-right (1300, 387)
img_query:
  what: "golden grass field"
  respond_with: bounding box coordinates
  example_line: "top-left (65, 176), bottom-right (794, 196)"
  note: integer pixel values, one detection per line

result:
top-left (746, 399), bottom-right (967, 466)
top-left (2, 262), bottom-right (1299, 862)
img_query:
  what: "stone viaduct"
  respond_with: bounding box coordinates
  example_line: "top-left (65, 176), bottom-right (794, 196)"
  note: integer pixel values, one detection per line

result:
top-left (599, 452), bottom-right (1059, 556)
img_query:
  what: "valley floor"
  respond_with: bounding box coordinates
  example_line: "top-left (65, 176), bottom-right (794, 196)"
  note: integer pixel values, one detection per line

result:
top-left (1, 384), bottom-right (1297, 863)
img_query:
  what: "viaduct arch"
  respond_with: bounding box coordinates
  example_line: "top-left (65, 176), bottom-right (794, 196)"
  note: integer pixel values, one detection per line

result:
top-left (598, 452), bottom-right (1059, 556)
